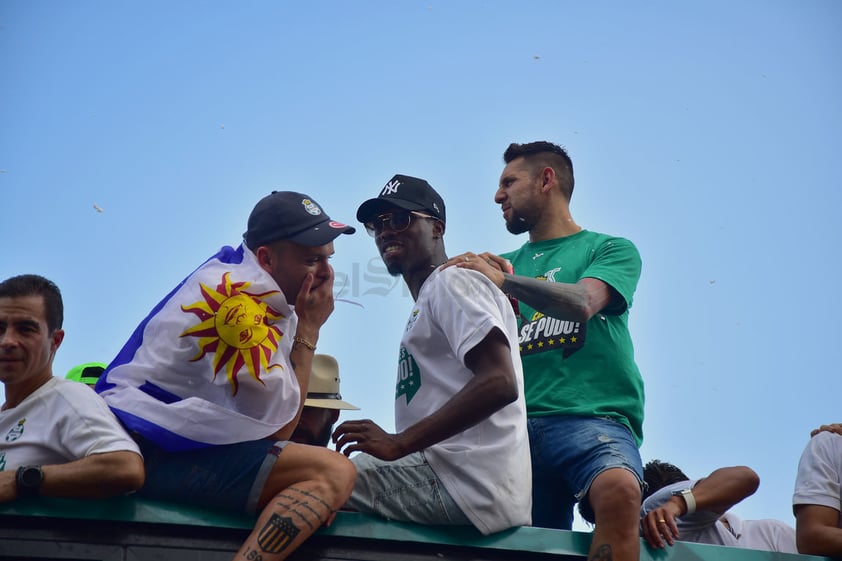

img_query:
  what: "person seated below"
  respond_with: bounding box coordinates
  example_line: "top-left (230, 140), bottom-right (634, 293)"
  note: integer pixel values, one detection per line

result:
top-left (290, 354), bottom-right (359, 447)
top-left (640, 459), bottom-right (795, 552)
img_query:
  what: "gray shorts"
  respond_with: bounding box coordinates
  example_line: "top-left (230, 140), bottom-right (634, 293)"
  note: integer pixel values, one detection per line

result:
top-left (346, 451), bottom-right (471, 526)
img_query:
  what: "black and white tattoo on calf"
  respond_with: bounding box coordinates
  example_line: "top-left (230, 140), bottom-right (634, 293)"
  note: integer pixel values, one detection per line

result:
top-left (274, 486), bottom-right (332, 531)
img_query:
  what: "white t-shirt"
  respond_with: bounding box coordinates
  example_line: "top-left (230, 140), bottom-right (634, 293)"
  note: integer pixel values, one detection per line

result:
top-left (793, 430), bottom-right (842, 527)
top-left (0, 377), bottom-right (141, 471)
top-left (641, 480), bottom-right (796, 552)
top-left (395, 267), bottom-right (531, 535)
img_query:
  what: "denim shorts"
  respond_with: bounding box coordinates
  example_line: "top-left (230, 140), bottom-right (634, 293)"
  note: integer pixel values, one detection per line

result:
top-left (346, 451), bottom-right (471, 526)
top-left (135, 434), bottom-right (288, 515)
top-left (528, 415), bottom-right (643, 529)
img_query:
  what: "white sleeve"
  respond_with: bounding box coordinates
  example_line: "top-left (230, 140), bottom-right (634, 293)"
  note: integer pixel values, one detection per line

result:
top-left (428, 268), bottom-right (511, 364)
top-left (793, 431), bottom-right (842, 512)
top-left (56, 382), bottom-right (142, 459)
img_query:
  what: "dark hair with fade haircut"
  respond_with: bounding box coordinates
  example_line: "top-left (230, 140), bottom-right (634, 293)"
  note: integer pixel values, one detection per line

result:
top-left (503, 141), bottom-right (575, 200)
top-left (0, 274), bottom-right (64, 332)
top-left (642, 459), bottom-right (690, 501)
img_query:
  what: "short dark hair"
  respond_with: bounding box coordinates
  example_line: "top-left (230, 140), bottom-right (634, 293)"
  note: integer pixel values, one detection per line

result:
top-left (642, 460), bottom-right (690, 501)
top-left (0, 274), bottom-right (64, 332)
top-left (503, 141), bottom-right (575, 200)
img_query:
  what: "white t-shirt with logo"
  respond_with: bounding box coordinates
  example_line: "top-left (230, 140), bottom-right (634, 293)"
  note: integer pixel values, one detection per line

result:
top-left (395, 267), bottom-right (531, 534)
top-left (0, 377), bottom-right (141, 471)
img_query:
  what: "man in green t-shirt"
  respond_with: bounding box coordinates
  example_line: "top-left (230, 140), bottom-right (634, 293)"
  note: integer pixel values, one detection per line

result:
top-left (443, 141), bottom-right (645, 561)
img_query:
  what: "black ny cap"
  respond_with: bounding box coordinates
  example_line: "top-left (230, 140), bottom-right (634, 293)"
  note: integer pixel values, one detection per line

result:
top-left (244, 191), bottom-right (355, 249)
top-left (356, 174), bottom-right (446, 224)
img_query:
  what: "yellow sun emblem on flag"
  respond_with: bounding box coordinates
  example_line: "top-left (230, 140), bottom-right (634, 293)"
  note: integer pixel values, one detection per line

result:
top-left (180, 272), bottom-right (285, 395)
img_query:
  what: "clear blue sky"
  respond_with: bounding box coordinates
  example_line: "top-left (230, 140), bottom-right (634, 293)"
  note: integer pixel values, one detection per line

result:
top-left (2, 1), bottom-right (840, 532)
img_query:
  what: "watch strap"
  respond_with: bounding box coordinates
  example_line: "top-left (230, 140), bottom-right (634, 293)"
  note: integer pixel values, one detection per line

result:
top-left (15, 465), bottom-right (43, 499)
top-left (677, 488), bottom-right (696, 514)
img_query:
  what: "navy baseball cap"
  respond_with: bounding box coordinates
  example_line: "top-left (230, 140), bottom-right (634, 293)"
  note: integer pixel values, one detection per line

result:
top-left (356, 174), bottom-right (446, 224)
top-left (244, 191), bottom-right (355, 248)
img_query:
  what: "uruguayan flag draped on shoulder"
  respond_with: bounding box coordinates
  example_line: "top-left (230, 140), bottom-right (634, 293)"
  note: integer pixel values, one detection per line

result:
top-left (98, 244), bottom-right (300, 451)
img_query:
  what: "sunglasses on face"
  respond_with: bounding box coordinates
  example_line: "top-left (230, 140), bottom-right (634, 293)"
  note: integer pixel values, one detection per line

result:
top-left (364, 210), bottom-right (437, 237)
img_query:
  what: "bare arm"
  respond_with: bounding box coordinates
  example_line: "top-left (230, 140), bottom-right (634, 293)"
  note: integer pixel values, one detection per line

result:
top-left (641, 466), bottom-right (759, 549)
top-left (795, 504), bottom-right (842, 556)
top-left (333, 327), bottom-right (518, 460)
top-left (441, 252), bottom-right (614, 322)
top-left (0, 451), bottom-right (145, 502)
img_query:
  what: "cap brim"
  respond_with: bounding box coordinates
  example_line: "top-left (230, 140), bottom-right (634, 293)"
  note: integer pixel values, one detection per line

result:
top-left (287, 220), bottom-right (356, 247)
top-left (356, 198), bottom-right (429, 223)
top-left (303, 398), bottom-right (360, 410)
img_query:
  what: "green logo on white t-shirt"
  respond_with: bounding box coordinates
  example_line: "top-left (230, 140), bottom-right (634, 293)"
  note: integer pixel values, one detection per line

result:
top-left (5, 418), bottom-right (25, 442)
top-left (395, 346), bottom-right (421, 404)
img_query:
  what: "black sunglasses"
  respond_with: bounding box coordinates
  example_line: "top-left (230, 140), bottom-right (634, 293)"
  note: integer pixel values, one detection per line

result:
top-left (364, 210), bottom-right (437, 237)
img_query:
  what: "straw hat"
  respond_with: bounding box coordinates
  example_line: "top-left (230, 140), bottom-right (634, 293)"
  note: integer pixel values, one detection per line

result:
top-left (304, 354), bottom-right (359, 410)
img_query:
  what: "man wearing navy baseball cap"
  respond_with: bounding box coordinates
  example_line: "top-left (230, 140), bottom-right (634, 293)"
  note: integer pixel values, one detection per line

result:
top-left (246, 190), bottom-right (356, 248)
top-left (98, 190), bottom-right (356, 561)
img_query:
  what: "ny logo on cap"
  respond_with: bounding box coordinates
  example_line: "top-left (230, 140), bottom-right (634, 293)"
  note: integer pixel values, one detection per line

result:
top-left (381, 179), bottom-right (400, 196)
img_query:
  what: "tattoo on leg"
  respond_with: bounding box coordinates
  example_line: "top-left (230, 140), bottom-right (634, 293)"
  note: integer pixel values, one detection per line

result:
top-left (589, 544), bottom-right (612, 561)
top-left (257, 513), bottom-right (300, 555)
top-left (288, 486), bottom-right (332, 511)
top-left (276, 487), bottom-right (331, 524)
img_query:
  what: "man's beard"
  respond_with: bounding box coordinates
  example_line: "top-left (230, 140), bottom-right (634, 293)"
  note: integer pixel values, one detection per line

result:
top-left (505, 212), bottom-right (531, 235)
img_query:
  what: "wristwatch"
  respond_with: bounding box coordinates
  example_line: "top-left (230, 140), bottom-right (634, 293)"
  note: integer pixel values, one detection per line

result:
top-left (671, 487), bottom-right (696, 515)
top-left (15, 465), bottom-right (44, 499)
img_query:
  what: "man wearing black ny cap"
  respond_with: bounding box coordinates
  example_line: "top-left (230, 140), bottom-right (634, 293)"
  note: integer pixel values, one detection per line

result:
top-left (98, 191), bottom-right (356, 561)
top-left (332, 175), bottom-right (531, 535)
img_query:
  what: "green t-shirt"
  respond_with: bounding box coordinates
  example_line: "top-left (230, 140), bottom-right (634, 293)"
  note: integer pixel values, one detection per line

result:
top-left (501, 230), bottom-right (645, 445)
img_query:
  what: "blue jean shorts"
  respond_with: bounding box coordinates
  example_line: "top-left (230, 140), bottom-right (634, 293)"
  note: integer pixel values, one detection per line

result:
top-left (346, 451), bottom-right (471, 526)
top-left (528, 415), bottom-right (643, 529)
top-left (135, 434), bottom-right (288, 515)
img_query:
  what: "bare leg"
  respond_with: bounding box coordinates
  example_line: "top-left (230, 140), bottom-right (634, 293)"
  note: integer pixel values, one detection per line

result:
top-left (586, 467), bottom-right (641, 561)
top-left (234, 444), bottom-right (356, 561)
